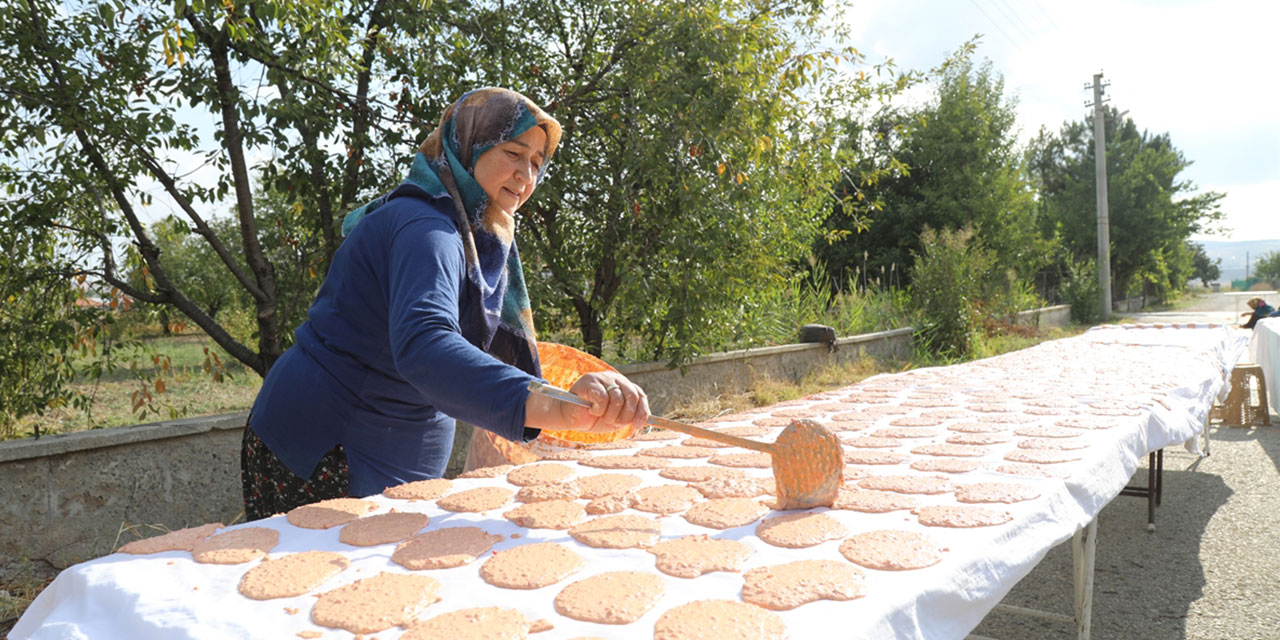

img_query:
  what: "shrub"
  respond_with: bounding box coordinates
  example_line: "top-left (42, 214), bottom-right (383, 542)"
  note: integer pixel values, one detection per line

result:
top-left (1060, 257), bottom-right (1100, 324)
top-left (909, 227), bottom-right (992, 359)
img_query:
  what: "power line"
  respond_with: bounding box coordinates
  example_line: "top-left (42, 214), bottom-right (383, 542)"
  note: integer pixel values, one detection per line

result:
top-left (968, 0), bottom-right (1022, 49)
top-left (1031, 0), bottom-right (1060, 30)
top-left (990, 0), bottom-right (1040, 42)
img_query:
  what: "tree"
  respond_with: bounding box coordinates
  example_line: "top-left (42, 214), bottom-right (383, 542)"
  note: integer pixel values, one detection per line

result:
top-left (0, 221), bottom-right (104, 436)
top-left (818, 54), bottom-right (1049, 293)
top-left (1, 0), bottom-right (456, 379)
top-left (136, 216), bottom-right (240, 323)
top-left (1026, 107), bottom-right (1224, 304)
top-left (495, 0), bottom-right (883, 362)
top-left (1, 0), bottom-right (895, 400)
top-left (1255, 251), bottom-right (1280, 286)
top-left (1189, 242), bottom-right (1221, 287)
top-left (127, 180), bottom-right (328, 347)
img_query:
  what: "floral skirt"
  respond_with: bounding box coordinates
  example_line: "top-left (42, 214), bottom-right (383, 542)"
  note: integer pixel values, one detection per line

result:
top-left (240, 422), bottom-right (349, 521)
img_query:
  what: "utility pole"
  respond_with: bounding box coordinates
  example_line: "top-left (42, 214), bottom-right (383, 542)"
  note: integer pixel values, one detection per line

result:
top-left (1087, 73), bottom-right (1112, 319)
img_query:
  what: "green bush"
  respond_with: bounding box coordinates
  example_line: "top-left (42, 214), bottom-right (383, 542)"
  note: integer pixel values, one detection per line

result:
top-left (909, 227), bottom-right (992, 359)
top-left (1060, 257), bottom-right (1101, 324)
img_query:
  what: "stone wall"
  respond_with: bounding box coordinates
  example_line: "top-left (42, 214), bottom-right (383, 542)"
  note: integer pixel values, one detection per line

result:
top-left (0, 328), bottom-right (912, 567)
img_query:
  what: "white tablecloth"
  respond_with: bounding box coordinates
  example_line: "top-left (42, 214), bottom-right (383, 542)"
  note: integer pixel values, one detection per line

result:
top-left (12, 325), bottom-right (1247, 640)
top-left (1247, 317), bottom-right (1280, 414)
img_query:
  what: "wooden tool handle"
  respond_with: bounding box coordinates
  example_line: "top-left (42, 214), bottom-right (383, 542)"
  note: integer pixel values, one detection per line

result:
top-left (527, 380), bottom-right (772, 453)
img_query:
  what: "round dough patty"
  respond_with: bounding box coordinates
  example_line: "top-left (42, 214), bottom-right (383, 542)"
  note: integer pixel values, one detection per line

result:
top-left (755, 512), bottom-right (847, 549)
top-left (479, 542), bottom-right (583, 589)
top-left (286, 498), bottom-right (377, 530)
top-left (339, 512), bottom-right (430, 547)
top-left (839, 529), bottom-right (944, 571)
top-left (191, 527), bottom-right (278, 564)
top-left (742, 559), bottom-right (865, 610)
top-left (575, 472), bottom-right (644, 498)
top-left (437, 486), bottom-right (514, 512)
top-left (554, 571), bottom-right (665, 624)
top-left (401, 607), bottom-right (530, 640)
top-left (503, 500), bottom-right (587, 529)
top-left (653, 600), bottom-right (787, 640)
top-left (647, 534), bottom-right (753, 578)
top-left (119, 523), bottom-right (222, 555)
top-left (311, 571), bottom-right (441, 634)
top-left (238, 551), bottom-right (349, 600)
top-left (916, 504), bottom-right (1013, 528)
top-left (683, 498), bottom-right (770, 530)
top-left (383, 478), bottom-right (452, 501)
top-left (569, 514), bottom-right (662, 549)
top-left (391, 526), bottom-right (504, 570)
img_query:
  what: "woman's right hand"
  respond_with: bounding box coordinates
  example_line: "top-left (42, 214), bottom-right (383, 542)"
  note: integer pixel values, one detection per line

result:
top-left (556, 372), bottom-right (650, 434)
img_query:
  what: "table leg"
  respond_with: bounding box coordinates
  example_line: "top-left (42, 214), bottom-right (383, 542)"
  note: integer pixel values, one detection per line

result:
top-left (1072, 518), bottom-right (1098, 640)
top-left (1152, 458), bottom-right (1162, 527)
top-left (1119, 450), bottom-right (1164, 530)
top-left (968, 520), bottom-right (1101, 640)
top-left (1155, 450), bottom-right (1164, 506)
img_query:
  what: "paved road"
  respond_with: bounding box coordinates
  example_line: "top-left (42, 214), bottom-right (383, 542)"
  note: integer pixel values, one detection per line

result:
top-left (1124, 291), bottom-right (1278, 326)
top-left (1121, 293), bottom-right (1269, 327)
top-left (973, 301), bottom-right (1280, 640)
top-left (972, 415), bottom-right (1280, 640)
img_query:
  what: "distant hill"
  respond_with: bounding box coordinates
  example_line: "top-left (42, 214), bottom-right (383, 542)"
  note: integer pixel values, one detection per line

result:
top-left (1195, 239), bottom-right (1280, 284)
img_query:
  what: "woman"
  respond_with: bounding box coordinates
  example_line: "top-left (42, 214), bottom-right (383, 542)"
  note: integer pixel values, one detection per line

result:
top-left (241, 88), bottom-right (649, 520)
top-left (1241, 297), bottom-right (1277, 330)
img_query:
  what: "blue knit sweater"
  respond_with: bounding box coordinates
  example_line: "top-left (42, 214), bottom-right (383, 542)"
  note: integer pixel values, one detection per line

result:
top-left (249, 188), bottom-right (537, 496)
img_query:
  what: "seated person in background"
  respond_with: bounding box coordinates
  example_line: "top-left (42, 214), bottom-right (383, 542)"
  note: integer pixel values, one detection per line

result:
top-left (1241, 297), bottom-right (1277, 329)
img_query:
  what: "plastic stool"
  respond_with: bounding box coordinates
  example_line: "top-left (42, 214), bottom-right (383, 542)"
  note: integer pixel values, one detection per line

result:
top-left (1222, 364), bottom-right (1271, 427)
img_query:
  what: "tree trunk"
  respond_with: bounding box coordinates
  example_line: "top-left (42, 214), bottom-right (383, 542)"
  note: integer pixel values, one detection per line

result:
top-left (572, 297), bottom-right (604, 356)
top-left (196, 19), bottom-right (282, 374)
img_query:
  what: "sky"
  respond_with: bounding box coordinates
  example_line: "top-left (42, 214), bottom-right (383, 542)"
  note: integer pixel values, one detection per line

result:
top-left (833, 0), bottom-right (1280, 244)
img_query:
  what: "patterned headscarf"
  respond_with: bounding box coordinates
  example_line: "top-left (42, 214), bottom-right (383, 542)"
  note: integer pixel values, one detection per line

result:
top-left (342, 88), bottom-right (561, 376)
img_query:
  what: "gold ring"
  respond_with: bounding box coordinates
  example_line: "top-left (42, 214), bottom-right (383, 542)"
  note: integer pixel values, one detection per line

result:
top-left (605, 385), bottom-right (621, 392)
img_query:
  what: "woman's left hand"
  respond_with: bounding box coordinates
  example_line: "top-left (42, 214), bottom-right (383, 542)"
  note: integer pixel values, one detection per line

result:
top-left (559, 371), bottom-right (650, 434)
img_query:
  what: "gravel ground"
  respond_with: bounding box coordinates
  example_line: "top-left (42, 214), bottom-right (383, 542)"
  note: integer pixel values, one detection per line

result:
top-left (971, 415), bottom-right (1280, 640)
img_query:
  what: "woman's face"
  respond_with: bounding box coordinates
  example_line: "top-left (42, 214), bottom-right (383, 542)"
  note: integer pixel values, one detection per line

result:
top-left (473, 125), bottom-right (547, 217)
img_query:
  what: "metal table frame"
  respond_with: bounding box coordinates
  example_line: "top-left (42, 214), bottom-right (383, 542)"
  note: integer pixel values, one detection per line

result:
top-left (967, 449), bottom-right (1165, 640)
top-left (1120, 450), bottom-right (1165, 529)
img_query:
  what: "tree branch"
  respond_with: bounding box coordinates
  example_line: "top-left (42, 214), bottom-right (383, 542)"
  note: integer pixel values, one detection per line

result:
top-left (125, 137), bottom-right (269, 300)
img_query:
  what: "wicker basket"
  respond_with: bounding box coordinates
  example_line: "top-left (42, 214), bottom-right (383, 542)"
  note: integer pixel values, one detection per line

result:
top-left (1219, 364), bottom-right (1271, 427)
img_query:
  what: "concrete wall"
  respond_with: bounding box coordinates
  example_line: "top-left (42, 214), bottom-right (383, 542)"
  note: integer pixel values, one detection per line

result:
top-left (618, 328), bottom-right (914, 414)
top-left (1, 413), bottom-right (248, 568)
top-left (1115, 298), bottom-right (1146, 313)
top-left (1014, 304), bottom-right (1072, 329)
top-left (0, 329), bottom-right (912, 567)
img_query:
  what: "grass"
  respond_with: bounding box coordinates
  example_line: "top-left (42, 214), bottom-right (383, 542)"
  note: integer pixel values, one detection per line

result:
top-left (0, 560), bottom-right (58, 635)
top-left (8, 330), bottom-right (261, 440)
top-left (8, 314), bottom-right (1086, 441)
top-left (662, 322), bottom-right (1084, 423)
